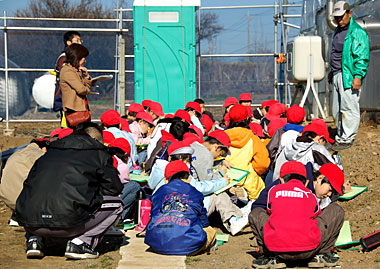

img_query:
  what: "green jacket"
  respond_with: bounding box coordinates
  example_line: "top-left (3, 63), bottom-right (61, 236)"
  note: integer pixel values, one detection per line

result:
top-left (339, 16), bottom-right (370, 89)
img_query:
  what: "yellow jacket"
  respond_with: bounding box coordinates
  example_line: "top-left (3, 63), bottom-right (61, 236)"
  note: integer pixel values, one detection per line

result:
top-left (225, 127), bottom-right (270, 200)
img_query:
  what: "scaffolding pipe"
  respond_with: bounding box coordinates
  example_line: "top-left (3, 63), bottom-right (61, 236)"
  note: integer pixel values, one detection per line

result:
top-left (198, 8), bottom-right (201, 99)
top-left (200, 4), bottom-right (302, 10)
top-left (0, 68), bottom-right (134, 73)
top-left (0, 26), bottom-right (128, 32)
top-left (201, 53), bottom-right (274, 57)
top-left (4, 11), bottom-right (9, 130)
top-left (274, 2), bottom-right (278, 101)
top-left (0, 16), bottom-right (132, 22)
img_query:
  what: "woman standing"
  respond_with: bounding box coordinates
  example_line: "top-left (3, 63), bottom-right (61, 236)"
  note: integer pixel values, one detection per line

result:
top-left (60, 43), bottom-right (92, 127)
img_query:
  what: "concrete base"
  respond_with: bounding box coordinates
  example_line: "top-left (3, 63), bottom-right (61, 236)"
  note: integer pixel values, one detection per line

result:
top-left (3, 129), bottom-right (15, 137)
top-left (118, 230), bottom-right (186, 269)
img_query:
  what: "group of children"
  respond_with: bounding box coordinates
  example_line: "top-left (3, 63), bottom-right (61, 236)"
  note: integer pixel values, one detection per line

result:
top-left (0, 93), bottom-right (349, 267)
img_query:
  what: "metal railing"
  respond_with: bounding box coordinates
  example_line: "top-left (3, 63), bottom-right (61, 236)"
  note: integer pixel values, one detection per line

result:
top-left (1, 2), bottom-right (301, 128)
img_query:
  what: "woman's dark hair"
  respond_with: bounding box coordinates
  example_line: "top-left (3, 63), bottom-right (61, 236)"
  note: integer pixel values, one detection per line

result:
top-left (108, 147), bottom-right (129, 163)
top-left (170, 154), bottom-right (192, 163)
top-left (168, 171), bottom-right (190, 182)
top-left (282, 173), bottom-right (307, 184)
top-left (228, 118), bottom-right (251, 129)
top-left (169, 120), bottom-right (189, 140)
top-left (65, 43), bottom-right (89, 68)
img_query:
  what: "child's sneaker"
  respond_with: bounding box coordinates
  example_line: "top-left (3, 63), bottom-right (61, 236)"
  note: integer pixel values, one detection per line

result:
top-left (308, 253), bottom-right (340, 267)
top-left (252, 255), bottom-right (286, 269)
top-left (229, 214), bottom-right (248, 235)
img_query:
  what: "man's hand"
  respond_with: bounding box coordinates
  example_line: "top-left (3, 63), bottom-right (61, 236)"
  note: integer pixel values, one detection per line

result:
top-left (352, 77), bottom-right (361, 91)
top-left (328, 71), bottom-right (333, 84)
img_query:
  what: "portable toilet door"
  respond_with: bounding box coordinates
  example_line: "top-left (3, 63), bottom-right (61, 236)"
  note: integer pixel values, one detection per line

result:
top-left (133, 0), bottom-right (200, 114)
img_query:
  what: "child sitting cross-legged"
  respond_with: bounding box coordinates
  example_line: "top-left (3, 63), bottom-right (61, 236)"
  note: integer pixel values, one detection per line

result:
top-left (250, 161), bottom-right (344, 268)
top-left (145, 160), bottom-right (217, 255)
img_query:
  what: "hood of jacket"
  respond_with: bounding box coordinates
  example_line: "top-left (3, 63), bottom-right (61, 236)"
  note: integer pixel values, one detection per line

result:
top-left (282, 137), bottom-right (317, 161)
top-left (225, 127), bottom-right (254, 149)
top-left (50, 134), bottom-right (106, 151)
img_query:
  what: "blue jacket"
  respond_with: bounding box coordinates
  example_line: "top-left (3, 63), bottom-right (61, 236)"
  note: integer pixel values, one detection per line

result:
top-left (145, 179), bottom-right (208, 255)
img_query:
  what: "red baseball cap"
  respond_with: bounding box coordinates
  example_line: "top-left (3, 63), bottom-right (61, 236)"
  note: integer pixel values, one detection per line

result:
top-left (109, 138), bottom-right (131, 155)
top-left (50, 127), bottom-right (63, 137)
top-left (262, 99), bottom-right (278, 108)
top-left (174, 109), bottom-right (191, 124)
top-left (286, 105), bottom-right (305, 124)
top-left (142, 99), bottom-right (152, 107)
top-left (229, 104), bottom-right (249, 123)
top-left (239, 93), bottom-right (252, 102)
top-left (103, 130), bottom-right (116, 144)
top-left (186, 101), bottom-right (202, 116)
top-left (168, 140), bottom-right (194, 155)
top-left (161, 130), bottom-right (176, 147)
top-left (200, 114), bottom-right (214, 135)
top-left (165, 160), bottom-right (190, 179)
top-left (302, 122), bottom-right (334, 144)
top-left (268, 118), bottom-right (287, 137)
top-left (165, 113), bottom-right (174, 119)
top-left (249, 122), bottom-right (264, 137)
top-left (58, 128), bottom-right (73, 139)
top-left (101, 110), bottom-right (121, 127)
top-left (183, 132), bottom-right (204, 144)
top-left (208, 130), bottom-right (231, 150)
top-left (149, 101), bottom-right (164, 117)
top-left (189, 125), bottom-right (204, 139)
top-left (319, 163), bottom-right (344, 195)
top-left (128, 103), bottom-right (144, 113)
top-left (136, 111), bottom-right (154, 126)
top-left (223, 97), bottom-right (238, 108)
top-left (266, 103), bottom-right (285, 121)
top-left (280, 161), bottom-right (307, 178)
top-left (119, 117), bottom-right (131, 133)
top-left (246, 106), bottom-right (253, 117)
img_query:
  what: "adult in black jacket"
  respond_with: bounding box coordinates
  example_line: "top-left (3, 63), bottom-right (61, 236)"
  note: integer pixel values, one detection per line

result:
top-left (16, 123), bottom-right (123, 260)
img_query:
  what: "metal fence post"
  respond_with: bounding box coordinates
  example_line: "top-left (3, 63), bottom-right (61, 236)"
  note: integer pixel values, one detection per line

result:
top-left (4, 11), bottom-right (10, 131)
top-left (119, 37), bottom-right (126, 115)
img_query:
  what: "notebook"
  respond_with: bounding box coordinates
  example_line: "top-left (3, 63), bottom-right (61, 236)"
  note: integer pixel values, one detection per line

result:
top-left (214, 168), bottom-right (250, 195)
top-left (339, 186), bottom-right (368, 200)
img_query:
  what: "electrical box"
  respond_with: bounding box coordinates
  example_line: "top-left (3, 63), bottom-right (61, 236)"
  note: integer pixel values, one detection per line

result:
top-left (287, 36), bottom-right (325, 83)
top-left (133, 0), bottom-right (200, 113)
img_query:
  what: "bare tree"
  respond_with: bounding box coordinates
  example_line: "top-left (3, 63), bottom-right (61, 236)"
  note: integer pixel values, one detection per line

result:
top-left (196, 12), bottom-right (224, 53)
top-left (15, 0), bottom-right (117, 18)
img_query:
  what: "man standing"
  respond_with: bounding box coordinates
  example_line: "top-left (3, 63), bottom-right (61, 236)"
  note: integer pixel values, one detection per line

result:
top-left (329, 1), bottom-right (370, 151)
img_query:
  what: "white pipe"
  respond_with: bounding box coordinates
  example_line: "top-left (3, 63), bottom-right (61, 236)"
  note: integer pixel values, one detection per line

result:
top-left (0, 16), bottom-right (131, 22)
top-left (200, 4), bottom-right (302, 10)
top-left (4, 11), bottom-right (9, 130)
top-left (201, 53), bottom-right (274, 57)
top-left (327, 0), bottom-right (338, 31)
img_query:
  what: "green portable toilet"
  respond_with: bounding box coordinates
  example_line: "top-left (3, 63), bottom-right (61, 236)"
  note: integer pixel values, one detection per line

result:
top-left (133, 0), bottom-right (200, 114)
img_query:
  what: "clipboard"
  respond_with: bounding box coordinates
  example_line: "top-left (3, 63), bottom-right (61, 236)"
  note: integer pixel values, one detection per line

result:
top-left (129, 173), bottom-right (149, 183)
top-left (214, 168), bottom-right (249, 195)
top-left (339, 186), bottom-right (368, 200)
top-left (92, 74), bottom-right (113, 83)
top-left (335, 221), bottom-right (360, 248)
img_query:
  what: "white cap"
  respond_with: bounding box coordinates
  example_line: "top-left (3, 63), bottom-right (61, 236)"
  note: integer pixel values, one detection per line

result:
top-left (332, 1), bottom-right (350, 17)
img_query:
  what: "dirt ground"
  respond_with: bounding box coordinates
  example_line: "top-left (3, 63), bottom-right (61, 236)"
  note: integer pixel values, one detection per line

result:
top-left (0, 121), bottom-right (380, 268)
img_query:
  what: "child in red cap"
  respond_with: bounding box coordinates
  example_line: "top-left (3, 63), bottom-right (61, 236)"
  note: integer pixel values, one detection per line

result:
top-left (273, 121), bottom-right (342, 183)
top-left (145, 160), bottom-right (217, 255)
top-left (185, 101), bottom-right (205, 135)
top-left (251, 161), bottom-right (344, 268)
top-left (239, 93), bottom-right (252, 106)
top-left (225, 105), bottom-right (270, 201)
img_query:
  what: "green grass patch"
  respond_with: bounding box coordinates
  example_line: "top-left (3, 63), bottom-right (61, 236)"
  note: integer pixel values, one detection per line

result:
top-left (185, 256), bottom-right (202, 265)
top-left (375, 257), bottom-right (380, 263)
top-left (85, 264), bottom-right (98, 269)
top-left (99, 255), bottom-right (114, 268)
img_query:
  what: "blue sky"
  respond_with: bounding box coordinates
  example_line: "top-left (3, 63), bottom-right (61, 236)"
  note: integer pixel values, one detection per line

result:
top-left (0, 0), bottom-right (302, 54)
